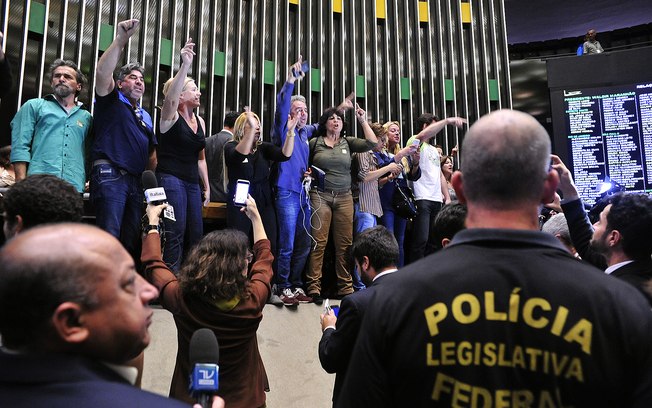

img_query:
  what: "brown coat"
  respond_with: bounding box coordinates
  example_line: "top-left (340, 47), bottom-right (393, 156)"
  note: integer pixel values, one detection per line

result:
top-left (142, 234), bottom-right (272, 408)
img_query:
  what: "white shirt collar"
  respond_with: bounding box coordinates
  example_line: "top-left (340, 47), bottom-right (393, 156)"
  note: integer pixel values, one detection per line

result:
top-left (605, 260), bottom-right (635, 275)
top-left (373, 268), bottom-right (398, 282)
top-left (103, 362), bottom-right (139, 385)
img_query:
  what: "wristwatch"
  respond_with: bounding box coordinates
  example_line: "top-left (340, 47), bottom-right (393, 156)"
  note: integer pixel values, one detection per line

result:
top-left (144, 224), bottom-right (160, 234)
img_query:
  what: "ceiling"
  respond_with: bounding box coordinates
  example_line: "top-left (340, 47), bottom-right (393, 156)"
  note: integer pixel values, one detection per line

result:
top-left (504, 0), bottom-right (652, 44)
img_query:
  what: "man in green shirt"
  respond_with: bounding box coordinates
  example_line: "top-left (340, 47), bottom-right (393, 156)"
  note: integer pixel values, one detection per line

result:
top-left (10, 59), bottom-right (92, 192)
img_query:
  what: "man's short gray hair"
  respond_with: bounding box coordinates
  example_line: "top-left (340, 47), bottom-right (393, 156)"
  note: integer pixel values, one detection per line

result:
top-left (461, 110), bottom-right (550, 209)
top-left (117, 62), bottom-right (144, 81)
top-left (542, 213), bottom-right (572, 244)
top-left (290, 95), bottom-right (306, 105)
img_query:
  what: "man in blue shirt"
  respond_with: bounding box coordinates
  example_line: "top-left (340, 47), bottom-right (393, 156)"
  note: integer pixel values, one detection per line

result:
top-left (10, 59), bottom-right (92, 192)
top-left (271, 58), bottom-right (318, 306)
top-left (91, 19), bottom-right (156, 259)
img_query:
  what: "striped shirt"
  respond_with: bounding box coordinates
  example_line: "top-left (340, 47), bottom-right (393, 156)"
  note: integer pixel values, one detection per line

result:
top-left (353, 151), bottom-right (401, 217)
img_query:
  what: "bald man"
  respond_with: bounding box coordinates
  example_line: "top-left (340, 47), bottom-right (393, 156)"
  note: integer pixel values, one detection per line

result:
top-left (337, 110), bottom-right (652, 407)
top-left (0, 224), bottom-right (223, 407)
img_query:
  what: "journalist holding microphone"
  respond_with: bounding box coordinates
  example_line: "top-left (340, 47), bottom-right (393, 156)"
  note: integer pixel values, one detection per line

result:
top-left (142, 195), bottom-right (272, 408)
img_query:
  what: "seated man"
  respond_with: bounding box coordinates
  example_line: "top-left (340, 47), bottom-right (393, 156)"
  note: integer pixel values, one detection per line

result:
top-left (0, 223), bottom-right (223, 408)
top-left (319, 225), bottom-right (399, 406)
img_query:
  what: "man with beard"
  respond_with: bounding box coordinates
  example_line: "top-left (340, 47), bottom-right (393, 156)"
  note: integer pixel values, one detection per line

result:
top-left (91, 19), bottom-right (157, 259)
top-left (552, 155), bottom-right (652, 305)
top-left (10, 60), bottom-right (92, 192)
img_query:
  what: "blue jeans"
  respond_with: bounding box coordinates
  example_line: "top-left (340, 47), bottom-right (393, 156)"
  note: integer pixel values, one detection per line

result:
top-left (90, 163), bottom-right (143, 260)
top-left (353, 201), bottom-right (377, 290)
top-left (379, 208), bottom-right (408, 267)
top-left (408, 199), bottom-right (443, 263)
top-left (157, 172), bottom-right (204, 272)
top-left (275, 188), bottom-right (312, 289)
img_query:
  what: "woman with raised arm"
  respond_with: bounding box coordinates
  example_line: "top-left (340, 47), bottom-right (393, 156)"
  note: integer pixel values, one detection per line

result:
top-left (305, 103), bottom-right (378, 303)
top-left (157, 38), bottom-right (209, 272)
top-left (142, 196), bottom-right (271, 408)
top-left (377, 121), bottom-right (422, 267)
top-left (224, 107), bottom-right (296, 259)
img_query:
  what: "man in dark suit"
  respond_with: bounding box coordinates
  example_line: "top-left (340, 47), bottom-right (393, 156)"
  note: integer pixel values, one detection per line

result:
top-left (337, 110), bottom-right (652, 407)
top-left (205, 111), bottom-right (239, 202)
top-left (552, 155), bottom-right (652, 305)
top-left (0, 223), bottom-right (223, 408)
top-left (319, 225), bottom-right (399, 406)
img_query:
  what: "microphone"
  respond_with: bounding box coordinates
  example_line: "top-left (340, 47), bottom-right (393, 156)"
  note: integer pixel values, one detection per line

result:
top-left (189, 328), bottom-right (220, 408)
top-left (141, 170), bottom-right (175, 220)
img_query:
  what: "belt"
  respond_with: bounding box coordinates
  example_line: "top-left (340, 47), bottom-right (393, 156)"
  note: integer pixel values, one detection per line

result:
top-left (312, 188), bottom-right (351, 196)
top-left (93, 159), bottom-right (128, 175)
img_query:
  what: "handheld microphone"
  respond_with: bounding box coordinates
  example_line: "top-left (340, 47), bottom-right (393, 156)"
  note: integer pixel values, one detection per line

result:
top-left (141, 170), bottom-right (175, 221)
top-left (189, 328), bottom-right (220, 408)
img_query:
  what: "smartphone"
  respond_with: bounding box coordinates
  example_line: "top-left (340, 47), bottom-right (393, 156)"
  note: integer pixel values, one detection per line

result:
top-left (324, 299), bottom-right (332, 315)
top-left (412, 139), bottom-right (421, 147)
top-left (292, 60), bottom-right (310, 78)
top-left (233, 179), bottom-right (250, 207)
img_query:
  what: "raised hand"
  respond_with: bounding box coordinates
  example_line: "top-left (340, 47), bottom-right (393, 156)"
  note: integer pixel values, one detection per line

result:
top-left (550, 154), bottom-right (579, 200)
top-left (338, 92), bottom-right (356, 112)
top-left (355, 103), bottom-right (367, 123)
top-left (243, 106), bottom-right (259, 129)
top-left (180, 38), bottom-right (196, 67)
top-left (287, 55), bottom-right (304, 83)
top-left (287, 113), bottom-right (299, 133)
top-left (116, 19), bottom-right (140, 43)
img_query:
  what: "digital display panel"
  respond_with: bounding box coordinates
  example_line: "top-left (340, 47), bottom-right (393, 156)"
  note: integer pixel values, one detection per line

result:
top-left (553, 82), bottom-right (652, 205)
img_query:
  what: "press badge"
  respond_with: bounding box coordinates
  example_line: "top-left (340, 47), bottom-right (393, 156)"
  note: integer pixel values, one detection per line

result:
top-left (342, 149), bottom-right (347, 154)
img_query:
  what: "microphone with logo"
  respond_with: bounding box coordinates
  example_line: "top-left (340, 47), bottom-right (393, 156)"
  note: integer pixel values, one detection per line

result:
top-left (189, 328), bottom-right (220, 408)
top-left (142, 170), bottom-right (175, 221)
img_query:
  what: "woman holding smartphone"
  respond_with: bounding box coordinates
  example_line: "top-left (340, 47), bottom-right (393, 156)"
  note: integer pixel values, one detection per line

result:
top-left (224, 108), bottom-right (296, 256)
top-left (142, 196), bottom-right (271, 408)
top-left (156, 39), bottom-right (209, 272)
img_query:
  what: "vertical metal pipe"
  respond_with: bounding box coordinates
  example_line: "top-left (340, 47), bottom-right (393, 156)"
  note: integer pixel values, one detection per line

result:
top-left (36, 0), bottom-right (51, 98)
top-left (16, 0), bottom-right (30, 106)
top-left (496, 0), bottom-right (512, 108)
top-left (89, 0), bottom-right (103, 115)
top-left (75, 0), bottom-right (86, 65)
top-left (60, 0), bottom-right (68, 59)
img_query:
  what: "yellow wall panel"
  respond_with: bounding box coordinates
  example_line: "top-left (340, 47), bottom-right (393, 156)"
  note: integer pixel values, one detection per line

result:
top-left (419, 2), bottom-right (429, 23)
top-left (333, 0), bottom-right (343, 14)
top-left (461, 2), bottom-right (471, 23)
top-left (376, 0), bottom-right (386, 19)
top-left (289, 0), bottom-right (299, 4)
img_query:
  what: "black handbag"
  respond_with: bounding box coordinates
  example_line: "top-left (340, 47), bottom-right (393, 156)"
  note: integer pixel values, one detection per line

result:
top-left (391, 178), bottom-right (418, 220)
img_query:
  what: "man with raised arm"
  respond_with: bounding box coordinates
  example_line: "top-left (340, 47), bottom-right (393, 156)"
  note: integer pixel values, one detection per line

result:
top-left (91, 19), bottom-right (156, 258)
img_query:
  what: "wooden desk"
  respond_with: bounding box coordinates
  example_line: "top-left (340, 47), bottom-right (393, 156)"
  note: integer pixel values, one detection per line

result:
top-left (202, 202), bottom-right (227, 221)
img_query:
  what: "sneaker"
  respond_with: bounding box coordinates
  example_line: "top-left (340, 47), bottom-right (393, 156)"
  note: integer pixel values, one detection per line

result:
top-left (292, 288), bottom-right (313, 303)
top-left (280, 288), bottom-right (299, 307)
top-left (309, 292), bottom-right (324, 305)
top-left (267, 293), bottom-right (284, 307)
